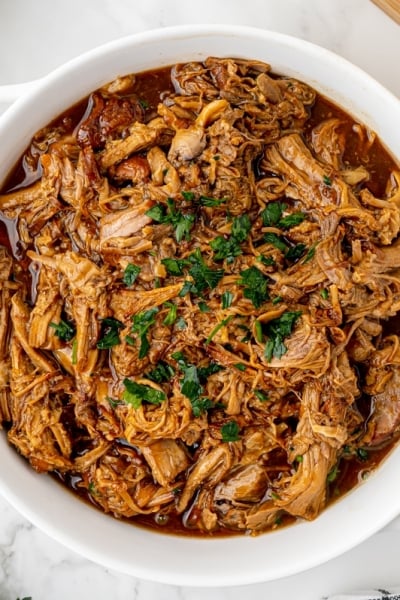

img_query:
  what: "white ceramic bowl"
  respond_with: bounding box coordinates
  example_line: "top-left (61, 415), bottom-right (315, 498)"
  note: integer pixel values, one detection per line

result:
top-left (1, 25), bottom-right (400, 587)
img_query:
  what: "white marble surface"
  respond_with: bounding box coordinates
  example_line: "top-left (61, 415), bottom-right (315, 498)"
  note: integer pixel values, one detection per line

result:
top-left (0, 0), bottom-right (400, 598)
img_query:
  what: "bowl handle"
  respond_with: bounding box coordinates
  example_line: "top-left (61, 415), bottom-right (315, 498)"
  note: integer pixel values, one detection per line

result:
top-left (0, 79), bottom-right (41, 106)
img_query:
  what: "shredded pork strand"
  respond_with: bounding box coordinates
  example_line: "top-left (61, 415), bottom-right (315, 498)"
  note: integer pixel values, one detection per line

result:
top-left (0, 57), bottom-right (400, 536)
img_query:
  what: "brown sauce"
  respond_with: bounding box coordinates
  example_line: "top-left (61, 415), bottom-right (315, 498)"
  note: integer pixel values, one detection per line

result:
top-left (1, 62), bottom-right (400, 538)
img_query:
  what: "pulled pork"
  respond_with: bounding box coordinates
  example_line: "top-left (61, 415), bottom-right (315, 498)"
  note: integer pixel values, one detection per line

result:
top-left (0, 57), bottom-right (400, 536)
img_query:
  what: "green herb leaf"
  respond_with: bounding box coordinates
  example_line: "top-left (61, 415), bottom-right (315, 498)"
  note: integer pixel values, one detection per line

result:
top-left (146, 204), bottom-right (166, 221)
top-left (205, 315), bottom-right (233, 344)
top-left (197, 362), bottom-right (224, 381)
top-left (277, 212), bottom-right (306, 229)
top-left (107, 396), bottom-right (122, 410)
top-left (261, 201), bottom-right (285, 226)
top-left (187, 248), bottom-right (225, 295)
top-left (122, 378), bottom-right (166, 408)
top-left (327, 464), bottom-right (340, 482)
top-left (357, 448), bottom-right (369, 461)
top-left (175, 316), bottom-right (187, 330)
top-left (171, 351), bottom-right (188, 367)
top-left (323, 175), bottom-right (332, 186)
top-left (198, 301), bottom-right (210, 313)
top-left (257, 255), bottom-right (275, 266)
top-left (320, 288), bottom-right (329, 300)
top-left (182, 190), bottom-right (195, 201)
top-left (234, 363), bottom-right (246, 371)
top-left (254, 389), bottom-right (269, 402)
top-left (129, 307), bottom-right (158, 359)
top-left (175, 213), bottom-right (196, 243)
top-left (146, 361), bottom-right (175, 383)
top-left (210, 214), bottom-right (251, 262)
top-left (97, 317), bottom-right (124, 349)
top-left (163, 301), bottom-right (177, 326)
top-left (264, 311), bottom-right (302, 362)
top-left (49, 319), bottom-right (75, 342)
top-left (303, 243), bottom-right (317, 263)
top-left (199, 195), bottom-right (227, 207)
top-left (161, 257), bottom-right (190, 276)
top-left (254, 320), bottom-right (263, 343)
top-left (181, 365), bottom-right (203, 403)
top-left (221, 291), bottom-right (233, 309)
top-left (285, 243), bottom-right (307, 262)
top-left (263, 232), bottom-right (288, 253)
top-left (191, 397), bottom-right (214, 417)
top-left (231, 214), bottom-right (251, 242)
top-left (146, 199), bottom-right (195, 242)
top-left (123, 263), bottom-right (141, 287)
top-left (238, 266), bottom-right (269, 308)
top-left (221, 420), bottom-right (240, 442)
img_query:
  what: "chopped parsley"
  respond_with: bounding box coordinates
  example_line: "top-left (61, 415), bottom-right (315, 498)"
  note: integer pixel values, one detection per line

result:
top-left (181, 191), bottom-right (226, 207)
top-left (182, 190), bottom-right (195, 201)
top-left (327, 464), bottom-right (340, 483)
top-left (199, 195), bottom-right (227, 207)
top-left (175, 316), bottom-right (187, 330)
top-left (320, 288), bottom-right (329, 300)
top-left (261, 201), bottom-right (306, 229)
top-left (180, 364), bottom-right (206, 417)
top-left (323, 174), bottom-right (332, 186)
top-left (198, 301), bottom-right (210, 312)
top-left (264, 311), bottom-right (302, 362)
top-left (97, 317), bottom-right (124, 349)
top-left (234, 363), bottom-right (246, 371)
top-left (49, 318), bottom-right (75, 342)
top-left (123, 263), bottom-right (141, 287)
top-left (303, 243), bottom-right (317, 263)
top-left (161, 257), bottom-right (190, 276)
top-left (146, 361), bottom-right (175, 384)
top-left (278, 213), bottom-right (306, 229)
top-left (128, 307), bottom-right (158, 359)
top-left (357, 448), bottom-right (369, 461)
top-left (221, 290), bottom-right (234, 309)
top-left (173, 354), bottom-right (220, 417)
top-left (205, 315), bottom-right (233, 344)
top-left (263, 232), bottom-right (288, 253)
top-left (257, 254), bottom-right (275, 267)
top-left (163, 301), bottom-right (178, 326)
top-left (221, 420), bottom-right (240, 442)
top-left (122, 378), bottom-right (166, 408)
top-left (285, 243), bottom-right (307, 262)
top-left (146, 198), bottom-right (195, 242)
top-left (261, 201), bottom-right (285, 226)
top-left (238, 266), bottom-right (269, 308)
top-left (254, 320), bottom-right (263, 343)
top-left (181, 248), bottom-right (225, 296)
top-left (191, 397), bottom-right (214, 417)
top-left (264, 232), bottom-right (313, 263)
top-left (210, 214), bottom-right (251, 262)
top-left (197, 361), bottom-right (224, 381)
top-left (107, 396), bottom-right (122, 410)
top-left (254, 389), bottom-right (269, 402)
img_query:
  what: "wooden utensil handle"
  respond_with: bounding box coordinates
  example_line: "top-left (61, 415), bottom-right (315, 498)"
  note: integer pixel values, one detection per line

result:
top-left (371, 0), bottom-right (400, 24)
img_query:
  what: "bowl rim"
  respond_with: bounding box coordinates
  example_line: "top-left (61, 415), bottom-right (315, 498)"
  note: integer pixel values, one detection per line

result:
top-left (1, 23), bottom-right (400, 587)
